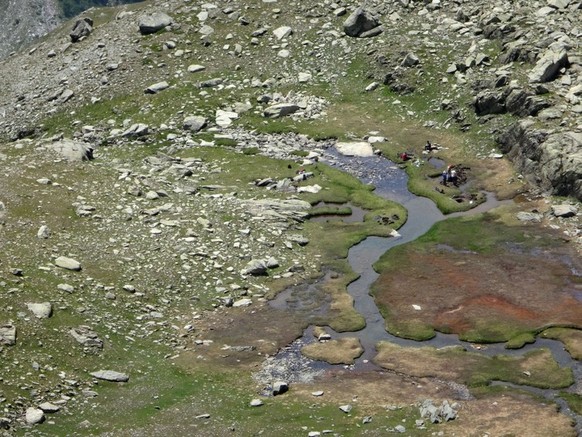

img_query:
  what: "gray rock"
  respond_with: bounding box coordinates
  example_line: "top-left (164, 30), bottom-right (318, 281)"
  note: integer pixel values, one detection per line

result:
top-left (139, 13), bottom-right (173, 35)
top-left (55, 256), bottom-right (82, 271)
top-left (70, 18), bottom-right (93, 43)
top-left (528, 45), bottom-right (569, 83)
top-left (474, 91), bottom-right (505, 116)
top-left (241, 259), bottom-right (268, 276)
top-left (0, 324), bottom-right (16, 345)
top-left (25, 407), bottom-right (44, 425)
top-left (497, 122), bottom-right (582, 201)
top-left (182, 115), bottom-right (208, 132)
top-left (232, 298), bottom-right (253, 307)
top-left (37, 225), bottom-right (50, 239)
top-left (516, 212), bottom-right (543, 222)
top-left (266, 257), bottom-right (279, 268)
top-left (75, 204), bottom-right (96, 217)
top-left (505, 88), bottom-right (550, 117)
top-left (263, 103), bottom-right (300, 118)
top-left (47, 140), bottom-right (94, 161)
top-left (58, 283), bottom-right (75, 293)
top-left (335, 141), bottom-right (375, 157)
top-left (38, 402), bottom-right (60, 413)
top-left (26, 302), bottom-right (52, 319)
top-left (419, 399), bottom-right (458, 423)
top-left (90, 370), bottom-right (129, 382)
top-left (401, 52), bottom-right (419, 67)
top-left (548, 0), bottom-right (570, 9)
top-left (273, 26), bottom-right (293, 40)
top-left (145, 81), bottom-right (170, 94)
top-left (250, 399), bottom-right (263, 407)
top-left (122, 123), bottom-right (149, 137)
top-left (343, 7), bottom-right (382, 38)
top-left (187, 64), bottom-right (206, 73)
top-left (272, 380), bottom-right (288, 395)
top-left (339, 404), bottom-right (352, 413)
top-left (551, 204), bottom-right (578, 217)
top-left (70, 326), bottom-right (104, 350)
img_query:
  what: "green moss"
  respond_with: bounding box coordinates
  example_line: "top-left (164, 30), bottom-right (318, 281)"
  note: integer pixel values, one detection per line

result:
top-left (559, 392), bottom-right (582, 415)
top-left (308, 205), bottom-right (353, 217)
top-left (505, 332), bottom-right (537, 349)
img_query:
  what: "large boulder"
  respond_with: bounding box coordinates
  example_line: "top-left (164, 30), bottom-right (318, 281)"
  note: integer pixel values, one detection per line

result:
top-left (497, 121), bottom-right (582, 200)
top-left (90, 370), bottom-right (129, 382)
top-left (504, 88), bottom-right (550, 117)
top-left (343, 7), bottom-right (382, 38)
top-left (46, 140), bottom-right (94, 161)
top-left (473, 91), bottom-right (505, 116)
top-left (263, 103), bottom-right (300, 118)
top-left (0, 324), bottom-right (16, 345)
top-left (70, 18), bottom-right (93, 43)
top-left (528, 45), bottom-right (569, 83)
top-left (139, 12), bottom-right (173, 35)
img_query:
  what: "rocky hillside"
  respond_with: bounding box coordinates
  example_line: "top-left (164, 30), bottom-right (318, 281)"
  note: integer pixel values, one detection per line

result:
top-left (0, 0), bottom-right (141, 59)
top-left (0, 0), bottom-right (60, 59)
top-left (0, 0), bottom-right (581, 434)
top-left (0, 0), bottom-right (580, 199)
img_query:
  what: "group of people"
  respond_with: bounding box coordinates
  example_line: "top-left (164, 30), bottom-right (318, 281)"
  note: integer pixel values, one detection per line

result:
top-left (398, 140), bottom-right (460, 186)
top-left (442, 165), bottom-right (458, 186)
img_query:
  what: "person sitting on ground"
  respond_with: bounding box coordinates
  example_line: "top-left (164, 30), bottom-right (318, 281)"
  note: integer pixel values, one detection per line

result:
top-left (425, 140), bottom-right (433, 152)
top-left (400, 151), bottom-right (413, 161)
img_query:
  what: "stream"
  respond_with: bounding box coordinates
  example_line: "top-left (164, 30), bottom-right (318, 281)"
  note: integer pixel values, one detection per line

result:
top-left (266, 148), bottom-right (582, 431)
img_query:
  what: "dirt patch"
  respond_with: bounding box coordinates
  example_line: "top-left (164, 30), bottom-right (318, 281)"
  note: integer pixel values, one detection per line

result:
top-left (291, 369), bottom-right (576, 436)
top-left (180, 303), bottom-right (306, 369)
top-left (301, 337), bottom-right (364, 365)
top-left (446, 391), bottom-right (577, 437)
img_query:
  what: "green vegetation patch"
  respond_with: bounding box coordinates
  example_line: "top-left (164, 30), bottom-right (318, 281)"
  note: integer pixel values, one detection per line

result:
top-left (301, 337), bottom-right (364, 365)
top-left (541, 328), bottom-right (582, 360)
top-left (374, 342), bottom-right (574, 389)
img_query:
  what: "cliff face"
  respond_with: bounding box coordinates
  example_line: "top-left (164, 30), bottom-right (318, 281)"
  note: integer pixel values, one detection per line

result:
top-left (0, 0), bottom-right (61, 59)
top-left (498, 121), bottom-right (582, 200)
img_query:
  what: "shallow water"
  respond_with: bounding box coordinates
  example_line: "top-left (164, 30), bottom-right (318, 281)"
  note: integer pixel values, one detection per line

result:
top-left (269, 149), bottom-right (582, 430)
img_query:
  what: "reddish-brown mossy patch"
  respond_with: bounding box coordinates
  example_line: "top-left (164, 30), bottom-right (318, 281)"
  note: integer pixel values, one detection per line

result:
top-left (373, 245), bottom-right (582, 341)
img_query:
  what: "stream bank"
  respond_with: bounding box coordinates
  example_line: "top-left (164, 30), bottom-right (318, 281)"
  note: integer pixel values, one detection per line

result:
top-left (266, 148), bottom-right (582, 432)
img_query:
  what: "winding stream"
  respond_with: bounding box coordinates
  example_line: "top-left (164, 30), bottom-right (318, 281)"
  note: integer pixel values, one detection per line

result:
top-left (268, 149), bottom-right (582, 431)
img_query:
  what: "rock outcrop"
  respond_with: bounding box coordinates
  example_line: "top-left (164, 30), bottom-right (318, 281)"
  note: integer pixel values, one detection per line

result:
top-left (497, 120), bottom-right (582, 200)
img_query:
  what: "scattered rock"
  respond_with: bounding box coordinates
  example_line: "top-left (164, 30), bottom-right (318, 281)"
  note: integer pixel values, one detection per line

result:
top-left (26, 302), bottom-right (52, 319)
top-left (551, 204), bottom-right (578, 218)
top-left (70, 326), bottom-right (104, 351)
top-left (139, 12), bottom-right (173, 35)
top-left (46, 140), bottom-right (94, 161)
top-left (25, 407), bottom-right (44, 425)
top-left (263, 103), bottom-right (300, 118)
top-left (145, 81), bottom-right (170, 94)
top-left (54, 256), bottom-right (82, 271)
top-left (70, 18), bottom-right (93, 43)
top-left (343, 7), bottom-right (382, 38)
top-left (89, 370), bottom-right (129, 382)
top-left (339, 404), bottom-right (352, 414)
top-left (0, 324), bottom-right (16, 346)
top-left (272, 381), bottom-right (288, 396)
top-left (250, 399), bottom-right (263, 407)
